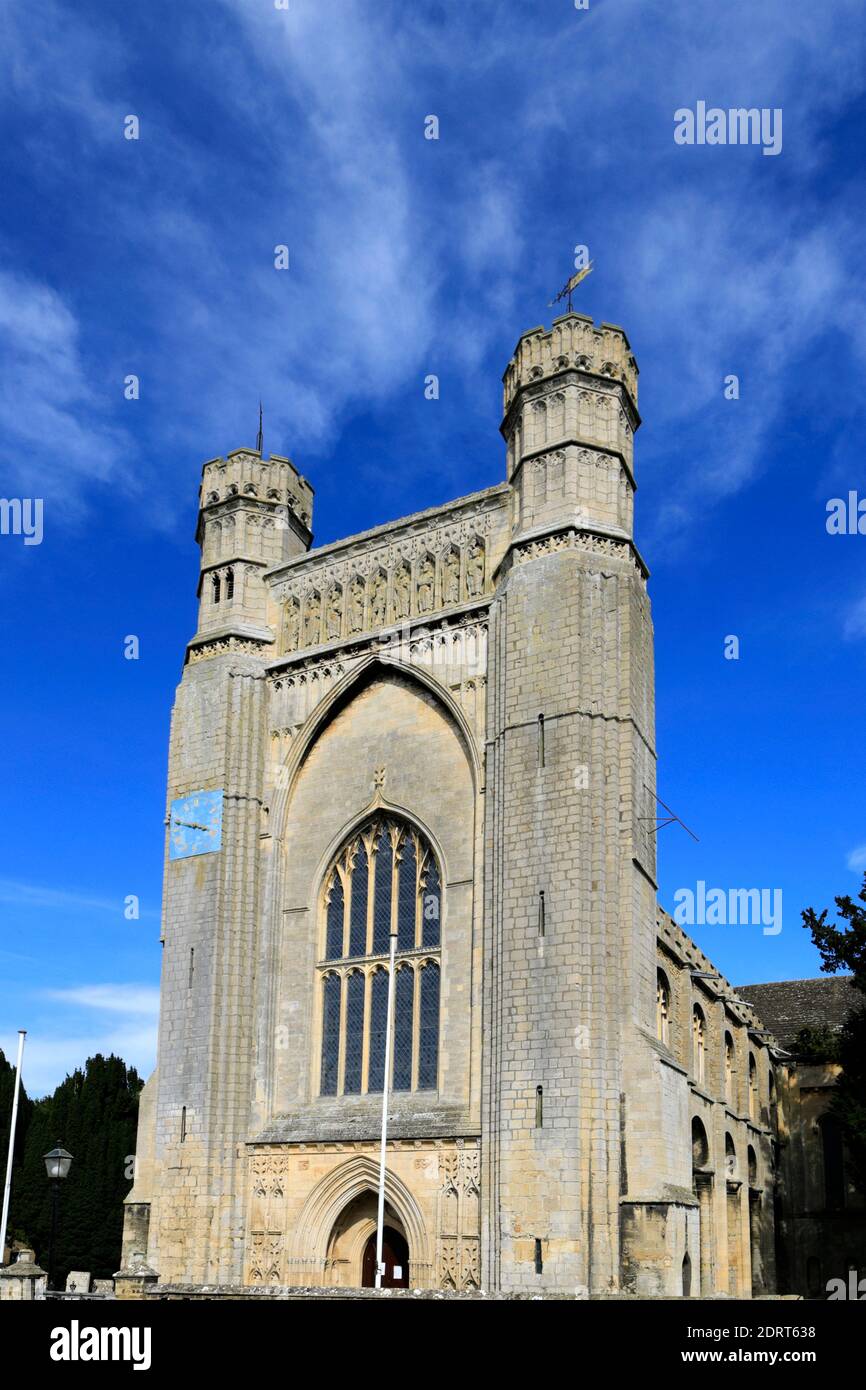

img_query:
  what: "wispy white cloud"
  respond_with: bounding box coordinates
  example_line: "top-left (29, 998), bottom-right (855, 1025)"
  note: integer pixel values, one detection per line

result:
top-left (847, 845), bottom-right (866, 872)
top-left (0, 270), bottom-right (130, 506)
top-left (0, 878), bottom-right (158, 919)
top-left (41, 984), bottom-right (160, 1017)
top-left (0, 1023), bottom-right (157, 1099)
top-left (2, 0), bottom-right (866, 541)
top-left (0, 984), bottom-right (159, 1096)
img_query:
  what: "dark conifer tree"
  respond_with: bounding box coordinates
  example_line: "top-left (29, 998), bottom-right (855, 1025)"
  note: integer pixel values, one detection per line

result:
top-left (6, 1054), bottom-right (142, 1285)
top-left (802, 874), bottom-right (866, 1195)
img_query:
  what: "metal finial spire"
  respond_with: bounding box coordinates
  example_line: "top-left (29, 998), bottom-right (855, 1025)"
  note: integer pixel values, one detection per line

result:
top-left (549, 261), bottom-right (594, 312)
top-left (256, 401), bottom-right (263, 454)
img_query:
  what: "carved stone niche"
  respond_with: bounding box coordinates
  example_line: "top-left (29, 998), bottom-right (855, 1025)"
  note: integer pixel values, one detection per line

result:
top-left (465, 536), bottom-right (485, 597)
top-left (303, 592), bottom-right (322, 647)
top-left (441, 545), bottom-right (461, 607)
top-left (325, 585), bottom-right (344, 641)
top-left (416, 553), bottom-right (436, 614)
top-left (368, 569), bottom-right (388, 629)
top-left (436, 1143), bottom-right (481, 1291)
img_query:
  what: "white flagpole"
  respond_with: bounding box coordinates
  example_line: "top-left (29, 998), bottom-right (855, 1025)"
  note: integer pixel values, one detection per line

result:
top-left (374, 928), bottom-right (398, 1289)
top-left (0, 1030), bottom-right (26, 1266)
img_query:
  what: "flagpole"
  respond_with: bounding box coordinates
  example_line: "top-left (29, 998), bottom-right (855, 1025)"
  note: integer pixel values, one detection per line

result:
top-left (0, 1030), bottom-right (26, 1266)
top-left (374, 926), bottom-right (398, 1289)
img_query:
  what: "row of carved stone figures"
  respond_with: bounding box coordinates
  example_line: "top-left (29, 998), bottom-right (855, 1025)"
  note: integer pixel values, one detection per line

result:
top-left (281, 537), bottom-right (486, 651)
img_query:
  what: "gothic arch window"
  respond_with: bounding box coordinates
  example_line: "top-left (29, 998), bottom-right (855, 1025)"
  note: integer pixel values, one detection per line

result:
top-left (748, 1053), bottom-right (759, 1121)
top-left (318, 815), bottom-right (442, 1097)
top-left (693, 1005), bottom-right (706, 1085)
top-left (656, 970), bottom-right (671, 1046)
top-left (211, 572), bottom-right (221, 604)
top-left (725, 1032), bottom-right (736, 1106)
top-left (725, 1132), bottom-right (737, 1180)
top-left (225, 566), bottom-right (234, 601)
top-left (691, 1116), bottom-right (709, 1170)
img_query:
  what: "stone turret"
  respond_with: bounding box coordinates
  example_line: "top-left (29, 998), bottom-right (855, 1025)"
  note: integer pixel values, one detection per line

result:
top-left (191, 448), bottom-right (314, 652)
top-left (501, 313), bottom-right (640, 542)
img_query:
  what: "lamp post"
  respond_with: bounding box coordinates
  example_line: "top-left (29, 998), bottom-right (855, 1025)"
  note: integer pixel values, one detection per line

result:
top-left (43, 1143), bottom-right (72, 1292)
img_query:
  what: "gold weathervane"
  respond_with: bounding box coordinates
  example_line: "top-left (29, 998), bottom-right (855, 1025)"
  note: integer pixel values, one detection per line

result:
top-left (549, 261), bottom-right (594, 312)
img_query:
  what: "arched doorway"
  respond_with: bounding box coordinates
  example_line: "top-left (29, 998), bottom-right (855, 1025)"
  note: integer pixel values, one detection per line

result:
top-left (362, 1226), bottom-right (410, 1288)
top-left (289, 1153), bottom-right (431, 1288)
top-left (325, 1189), bottom-right (411, 1288)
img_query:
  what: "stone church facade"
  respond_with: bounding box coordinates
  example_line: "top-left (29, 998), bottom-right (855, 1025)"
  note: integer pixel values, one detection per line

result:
top-left (121, 312), bottom-right (855, 1297)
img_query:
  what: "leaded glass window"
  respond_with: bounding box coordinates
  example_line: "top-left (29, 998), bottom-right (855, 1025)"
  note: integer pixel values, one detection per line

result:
top-left (348, 842), bottom-right (369, 958)
top-left (372, 827), bottom-right (393, 955)
top-left (397, 835), bottom-right (417, 953)
top-left (368, 967), bottom-right (388, 1093)
top-left (325, 877), bottom-right (344, 960)
top-left (422, 859), bottom-right (441, 949)
top-left (343, 971), bottom-right (365, 1095)
top-left (393, 966), bottom-right (415, 1091)
top-left (418, 961), bottom-right (440, 1090)
top-left (317, 815), bottom-right (441, 1096)
top-left (320, 972), bottom-right (341, 1097)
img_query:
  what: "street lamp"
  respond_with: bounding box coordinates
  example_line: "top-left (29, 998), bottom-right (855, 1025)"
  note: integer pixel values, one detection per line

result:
top-left (43, 1143), bottom-right (72, 1291)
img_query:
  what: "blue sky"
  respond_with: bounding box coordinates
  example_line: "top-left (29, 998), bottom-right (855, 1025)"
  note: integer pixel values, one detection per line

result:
top-left (1, 0), bottom-right (865, 1094)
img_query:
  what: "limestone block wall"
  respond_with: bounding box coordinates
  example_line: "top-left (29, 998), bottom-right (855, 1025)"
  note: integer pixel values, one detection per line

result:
top-left (140, 648), bottom-right (270, 1286)
top-left (652, 914), bottom-right (779, 1296)
top-left (482, 541), bottom-right (656, 1294)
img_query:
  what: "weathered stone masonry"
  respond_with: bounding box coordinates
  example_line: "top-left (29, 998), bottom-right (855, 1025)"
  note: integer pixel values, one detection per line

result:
top-left (123, 312), bottom-right (796, 1296)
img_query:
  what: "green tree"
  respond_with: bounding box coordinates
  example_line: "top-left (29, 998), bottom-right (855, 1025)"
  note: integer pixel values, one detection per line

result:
top-left (793, 1024), bottom-right (843, 1064)
top-left (10, 1054), bottom-right (142, 1285)
top-left (802, 873), bottom-right (866, 1194)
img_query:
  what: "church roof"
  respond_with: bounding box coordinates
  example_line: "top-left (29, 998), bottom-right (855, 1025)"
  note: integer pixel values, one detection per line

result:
top-left (735, 976), bottom-right (859, 1052)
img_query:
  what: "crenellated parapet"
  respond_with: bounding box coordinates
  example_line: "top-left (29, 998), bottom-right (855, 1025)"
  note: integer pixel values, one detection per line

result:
top-left (502, 312), bottom-right (638, 415)
top-left (198, 449), bottom-right (313, 532)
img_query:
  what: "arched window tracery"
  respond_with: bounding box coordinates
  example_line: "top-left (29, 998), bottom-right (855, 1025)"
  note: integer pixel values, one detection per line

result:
top-left (725, 1032), bottom-right (736, 1107)
top-left (748, 1053), bottom-right (759, 1121)
top-left (656, 970), bottom-right (671, 1045)
top-left (318, 815), bottom-right (441, 1097)
top-left (693, 1005), bottom-right (706, 1085)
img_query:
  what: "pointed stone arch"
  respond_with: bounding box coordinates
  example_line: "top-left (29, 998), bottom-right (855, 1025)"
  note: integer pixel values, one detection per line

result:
top-left (269, 654), bottom-right (480, 841)
top-left (286, 1153), bottom-right (432, 1287)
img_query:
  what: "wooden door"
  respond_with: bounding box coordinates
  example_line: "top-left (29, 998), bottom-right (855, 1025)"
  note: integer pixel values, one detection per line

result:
top-left (362, 1227), bottom-right (410, 1288)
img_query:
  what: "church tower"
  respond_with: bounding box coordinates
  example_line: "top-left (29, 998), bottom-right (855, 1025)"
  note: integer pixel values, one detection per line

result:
top-left (482, 314), bottom-right (661, 1292)
top-left (124, 314), bottom-right (716, 1298)
top-left (123, 447), bottom-right (314, 1284)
